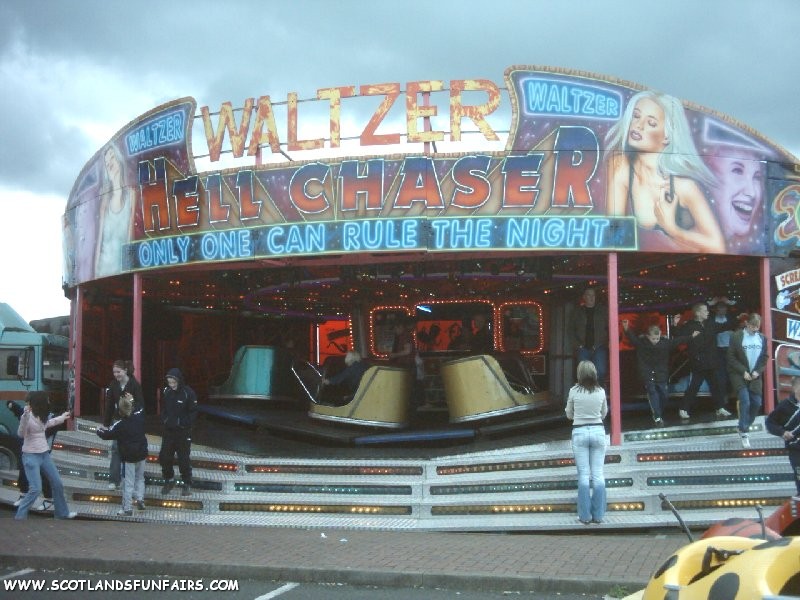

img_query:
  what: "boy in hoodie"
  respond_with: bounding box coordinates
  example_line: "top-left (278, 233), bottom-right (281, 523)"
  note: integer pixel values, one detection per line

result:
top-left (766, 375), bottom-right (800, 496)
top-left (158, 368), bottom-right (197, 496)
top-left (96, 394), bottom-right (148, 516)
top-left (622, 316), bottom-right (686, 426)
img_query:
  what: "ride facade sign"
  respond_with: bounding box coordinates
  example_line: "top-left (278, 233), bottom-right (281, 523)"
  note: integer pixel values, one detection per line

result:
top-left (63, 66), bottom-right (800, 286)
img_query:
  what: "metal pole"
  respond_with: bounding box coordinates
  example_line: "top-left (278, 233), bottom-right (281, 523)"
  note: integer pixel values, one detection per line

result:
top-left (71, 287), bottom-right (84, 419)
top-left (762, 257), bottom-right (775, 413)
top-left (133, 274), bottom-right (143, 381)
top-left (608, 252), bottom-right (621, 446)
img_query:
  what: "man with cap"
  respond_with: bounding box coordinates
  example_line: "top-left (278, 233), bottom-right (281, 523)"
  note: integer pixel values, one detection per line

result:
top-left (158, 368), bottom-right (197, 496)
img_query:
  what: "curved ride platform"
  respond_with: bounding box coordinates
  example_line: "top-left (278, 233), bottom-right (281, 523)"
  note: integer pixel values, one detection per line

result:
top-left (1, 414), bottom-right (797, 535)
top-left (441, 354), bottom-right (549, 423)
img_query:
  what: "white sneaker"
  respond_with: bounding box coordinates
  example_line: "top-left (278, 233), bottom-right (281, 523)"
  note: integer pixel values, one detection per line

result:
top-left (716, 407), bottom-right (732, 417)
top-left (35, 500), bottom-right (53, 512)
top-left (679, 410), bottom-right (690, 420)
top-left (740, 433), bottom-right (751, 449)
top-left (13, 494), bottom-right (25, 507)
top-left (107, 482), bottom-right (119, 491)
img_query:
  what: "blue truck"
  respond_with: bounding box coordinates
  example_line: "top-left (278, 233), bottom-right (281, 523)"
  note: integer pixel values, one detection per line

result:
top-left (0, 303), bottom-right (69, 469)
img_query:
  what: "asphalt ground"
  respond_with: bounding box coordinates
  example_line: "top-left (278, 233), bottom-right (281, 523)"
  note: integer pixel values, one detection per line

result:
top-left (0, 510), bottom-right (687, 596)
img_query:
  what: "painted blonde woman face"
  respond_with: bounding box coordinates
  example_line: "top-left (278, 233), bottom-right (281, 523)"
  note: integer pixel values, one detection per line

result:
top-left (627, 97), bottom-right (668, 153)
top-left (103, 146), bottom-right (122, 184)
top-left (709, 151), bottom-right (764, 238)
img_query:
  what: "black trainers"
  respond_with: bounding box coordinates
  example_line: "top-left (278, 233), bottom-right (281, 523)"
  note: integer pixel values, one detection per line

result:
top-left (134, 499), bottom-right (146, 510)
top-left (181, 484), bottom-right (192, 497)
top-left (161, 481), bottom-right (175, 495)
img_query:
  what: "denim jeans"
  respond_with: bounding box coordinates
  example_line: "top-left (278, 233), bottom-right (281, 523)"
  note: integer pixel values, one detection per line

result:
top-left (571, 425), bottom-right (607, 522)
top-left (109, 440), bottom-right (121, 486)
top-left (645, 381), bottom-right (668, 420)
top-left (16, 451), bottom-right (71, 519)
top-left (577, 345), bottom-right (608, 384)
top-left (121, 460), bottom-right (146, 512)
top-left (737, 387), bottom-right (762, 433)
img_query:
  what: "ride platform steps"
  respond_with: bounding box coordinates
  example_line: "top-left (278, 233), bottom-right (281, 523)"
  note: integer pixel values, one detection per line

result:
top-left (0, 413), bottom-right (794, 532)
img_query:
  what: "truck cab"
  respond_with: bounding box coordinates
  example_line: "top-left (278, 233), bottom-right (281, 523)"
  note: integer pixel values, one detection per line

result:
top-left (0, 303), bottom-right (69, 468)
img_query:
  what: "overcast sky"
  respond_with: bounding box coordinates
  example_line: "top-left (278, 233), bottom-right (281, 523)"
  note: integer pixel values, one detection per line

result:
top-left (1, 0), bottom-right (798, 322)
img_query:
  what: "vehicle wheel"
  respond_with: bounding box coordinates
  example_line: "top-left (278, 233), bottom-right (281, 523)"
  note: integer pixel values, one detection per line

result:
top-left (0, 445), bottom-right (17, 471)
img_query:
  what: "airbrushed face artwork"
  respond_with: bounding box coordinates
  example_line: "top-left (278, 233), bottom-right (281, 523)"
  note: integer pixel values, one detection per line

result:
top-left (62, 67), bottom-right (798, 285)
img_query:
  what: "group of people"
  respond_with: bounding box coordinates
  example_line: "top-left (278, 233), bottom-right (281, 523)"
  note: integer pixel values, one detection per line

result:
top-left (97, 362), bottom-right (198, 516)
top-left (623, 301), bottom-right (766, 448)
top-left (13, 361), bottom-right (197, 520)
top-left (567, 290), bottom-right (771, 525)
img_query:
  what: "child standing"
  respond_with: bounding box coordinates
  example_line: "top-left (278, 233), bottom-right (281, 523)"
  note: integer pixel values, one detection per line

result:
top-left (96, 394), bottom-right (148, 516)
top-left (623, 316), bottom-right (687, 426)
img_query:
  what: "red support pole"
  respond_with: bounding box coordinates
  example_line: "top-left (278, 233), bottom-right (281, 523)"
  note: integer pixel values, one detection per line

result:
top-left (133, 274), bottom-right (143, 379)
top-left (761, 257), bottom-right (775, 413)
top-left (608, 253), bottom-right (621, 446)
top-left (71, 287), bottom-right (84, 419)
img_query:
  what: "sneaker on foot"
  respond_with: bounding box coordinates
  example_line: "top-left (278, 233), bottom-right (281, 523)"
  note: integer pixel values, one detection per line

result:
top-left (654, 417), bottom-right (664, 427)
top-left (35, 499), bottom-right (54, 512)
top-left (13, 494), bottom-right (26, 507)
top-left (107, 482), bottom-right (119, 491)
top-left (181, 484), bottom-right (192, 497)
top-left (716, 407), bottom-right (732, 417)
top-left (116, 509), bottom-right (133, 517)
top-left (577, 517), bottom-right (591, 525)
top-left (740, 433), bottom-right (751, 448)
top-left (58, 511), bottom-right (78, 520)
top-left (161, 481), bottom-right (175, 495)
top-left (679, 409), bottom-right (690, 420)
top-left (134, 499), bottom-right (146, 510)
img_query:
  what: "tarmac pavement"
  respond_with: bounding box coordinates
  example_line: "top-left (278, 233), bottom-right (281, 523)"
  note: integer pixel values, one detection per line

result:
top-left (0, 511), bottom-right (688, 596)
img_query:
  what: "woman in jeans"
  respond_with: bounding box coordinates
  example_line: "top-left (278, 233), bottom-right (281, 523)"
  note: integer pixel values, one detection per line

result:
top-left (565, 360), bottom-right (608, 525)
top-left (15, 391), bottom-right (77, 520)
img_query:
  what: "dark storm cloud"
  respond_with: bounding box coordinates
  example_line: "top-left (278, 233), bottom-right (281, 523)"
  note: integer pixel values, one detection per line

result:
top-left (1, 0), bottom-right (798, 198)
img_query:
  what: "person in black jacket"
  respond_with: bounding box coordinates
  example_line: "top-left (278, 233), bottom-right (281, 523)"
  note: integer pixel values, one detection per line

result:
top-left (673, 302), bottom-right (733, 420)
top-left (622, 316), bottom-right (687, 426)
top-left (104, 360), bottom-right (145, 490)
top-left (158, 368), bottom-right (197, 497)
top-left (766, 376), bottom-right (800, 496)
top-left (727, 313), bottom-right (768, 448)
top-left (96, 394), bottom-right (147, 516)
top-left (572, 287), bottom-right (609, 384)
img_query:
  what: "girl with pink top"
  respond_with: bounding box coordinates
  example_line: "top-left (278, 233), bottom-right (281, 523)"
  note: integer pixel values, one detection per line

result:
top-left (15, 392), bottom-right (77, 520)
